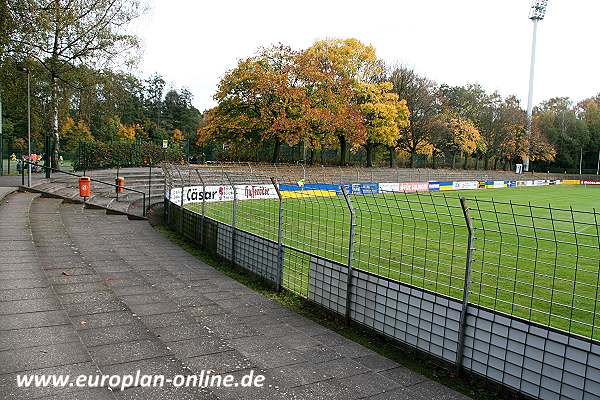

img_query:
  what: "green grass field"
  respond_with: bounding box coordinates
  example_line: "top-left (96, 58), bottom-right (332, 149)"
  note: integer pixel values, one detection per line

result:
top-left (187, 185), bottom-right (600, 340)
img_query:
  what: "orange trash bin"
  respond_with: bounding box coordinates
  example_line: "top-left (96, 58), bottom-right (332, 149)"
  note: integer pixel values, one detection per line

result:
top-left (115, 177), bottom-right (124, 193)
top-left (79, 177), bottom-right (91, 198)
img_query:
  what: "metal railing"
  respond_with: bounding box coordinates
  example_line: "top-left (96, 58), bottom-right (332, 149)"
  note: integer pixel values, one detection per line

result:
top-left (22, 160), bottom-right (147, 216)
top-left (163, 163), bottom-right (600, 342)
top-left (163, 162), bottom-right (600, 400)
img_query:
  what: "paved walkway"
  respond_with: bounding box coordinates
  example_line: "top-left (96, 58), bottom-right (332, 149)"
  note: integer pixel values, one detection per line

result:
top-left (0, 192), bottom-right (469, 400)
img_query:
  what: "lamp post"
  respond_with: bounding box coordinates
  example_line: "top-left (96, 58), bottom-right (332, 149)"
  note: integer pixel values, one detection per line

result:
top-left (16, 64), bottom-right (32, 186)
top-left (0, 83), bottom-right (3, 176)
top-left (523, 0), bottom-right (549, 172)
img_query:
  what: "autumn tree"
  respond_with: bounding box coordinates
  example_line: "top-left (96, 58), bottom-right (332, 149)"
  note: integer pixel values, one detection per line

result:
top-left (60, 117), bottom-right (93, 152)
top-left (356, 81), bottom-right (409, 166)
top-left (477, 95), bottom-right (526, 169)
top-left (388, 66), bottom-right (439, 167)
top-left (430, 113), bottom-right (481, 168)
top-left (172, 128), bottom-right (184, 143)
top-left (199, 44), bottom-right (309, 163)
top-left (298, 39), bottom-right (381, 165)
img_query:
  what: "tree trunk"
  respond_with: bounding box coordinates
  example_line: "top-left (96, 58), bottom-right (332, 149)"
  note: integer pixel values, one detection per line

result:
top-left (484, 156), bottom-right (489, 170)
top-left (452, 152), bottom-right (457, 169)
top-left (493, 158), bottom-right (498, 170)
top-left (388, 146), bottom-right (396, 168)
top-left (271, 139), bottom-right (281, 164)
top-left (462, 154), bottom-right (468, 169)
top-left (338, 135), bottom-right (347, 166)
top-left (51, 76), bottom-right (60, 168)
top-left (432, 154), bottom-right (437, 169)
top-left (309, 149), bottom-right (315, 165)
top-left (410, 151), bottom-right (416, 168)
top-left (365, 142), bottom-right (376, 168)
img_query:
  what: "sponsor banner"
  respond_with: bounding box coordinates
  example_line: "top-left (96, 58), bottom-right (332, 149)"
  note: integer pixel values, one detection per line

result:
top-left (478, 181), bottom-right (486, 189)
top-left (280, 183), bottom-right (342, 193)
top-left (524, 180), bottom-right (535, 187)
top-left (582, 180), bottom-right (600, 185)
top-left (170, 184), bottom-right (277, 204)
top-left (452, 181), bottom-right (478, 190)
top-left (516, 181), bottom-right (526, 187)
top-left (534, 180), bottom-right (548, 186)
top-left (507, 181), bottom-right (517, 188)
top-left (428, 182), bottom-right (440, 191)
top-left (379, 182), bottom-right (400, 193)
top-left (398, 182), bottom-right (429, 193)
top-left (351, 183), bottom-right (380, 195)
top-left (281, 190), bottom-right (337, 198)
top-left (485, 181), bottom-right (507, 189)
top-left (438, 181), bottom-right (454, 191)
top-left (238, 184), bottom-right (278, 201)
top-left (561, 179), bottom-right (581, 185)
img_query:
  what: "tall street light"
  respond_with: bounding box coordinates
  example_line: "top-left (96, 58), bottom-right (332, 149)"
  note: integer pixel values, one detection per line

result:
top-left (523, 0), bottom-right (549, 172)
top-left (0, 82), bottom-right (3, 176)
top-left (17, 64), bottom-right (32, 186)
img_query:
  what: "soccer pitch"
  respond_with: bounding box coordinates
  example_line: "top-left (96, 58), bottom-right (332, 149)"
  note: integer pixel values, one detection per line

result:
top-left (187, 185), bottom-right (600, 339)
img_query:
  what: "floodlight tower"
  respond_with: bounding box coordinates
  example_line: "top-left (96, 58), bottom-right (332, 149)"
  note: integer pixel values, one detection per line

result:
top-left (523, 0), bottom-right (549, 172)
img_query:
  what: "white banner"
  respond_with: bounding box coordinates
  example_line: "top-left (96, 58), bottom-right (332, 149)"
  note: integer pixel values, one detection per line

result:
top-left (379, 182), bottom-right (400, 193)
top-left (452, 181), bottom-right (478, 190)
top-left (398, 182), bottom-right (429, 193)
top-left (169, 184), bottom-right (277, 205)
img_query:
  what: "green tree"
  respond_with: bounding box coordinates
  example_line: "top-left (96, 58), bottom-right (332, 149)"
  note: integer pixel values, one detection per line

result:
top-left (7, 0), bottom-right (144, 166)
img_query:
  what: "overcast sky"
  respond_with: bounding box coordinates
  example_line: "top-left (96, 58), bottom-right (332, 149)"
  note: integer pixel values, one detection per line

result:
top-left (133, 0), bottom-right (599, 111)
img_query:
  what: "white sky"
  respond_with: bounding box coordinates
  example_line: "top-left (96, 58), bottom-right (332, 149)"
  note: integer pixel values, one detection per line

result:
top-left (133, 0), bottom-right (599, 111)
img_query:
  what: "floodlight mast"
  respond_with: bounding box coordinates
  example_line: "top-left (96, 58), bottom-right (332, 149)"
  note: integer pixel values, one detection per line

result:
top-left (523, 0), bottom-right (549, 172)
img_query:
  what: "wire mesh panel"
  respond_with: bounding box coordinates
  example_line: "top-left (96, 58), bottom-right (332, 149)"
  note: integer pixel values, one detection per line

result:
top-left (351, 269), bottom-right (463, 363)
top-left (467, 199), bottom-right (600, 341)
top-left (351, 191), bottom-right (468, 300)
top-left (278, 177), bottom-right (352, 298)
top-left (161, 162), bottom-right (600, 400)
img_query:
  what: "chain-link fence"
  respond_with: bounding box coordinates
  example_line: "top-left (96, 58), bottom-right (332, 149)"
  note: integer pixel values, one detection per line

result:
top-left (162, 162), bottom-right (600, 400)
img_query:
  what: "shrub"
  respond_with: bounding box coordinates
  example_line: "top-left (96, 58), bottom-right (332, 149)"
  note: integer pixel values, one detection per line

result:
top-left (72, 141), bottom-right (185, 171)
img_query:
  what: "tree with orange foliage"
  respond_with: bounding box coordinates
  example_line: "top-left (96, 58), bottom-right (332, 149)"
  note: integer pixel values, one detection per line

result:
top-left (198, 44), bottom-right (308, 163)
top-left (117, 123), bottom-right (145, 141)
top-left (172, 128), bottom-right (184, 143)
top-left (60, 117), bottom-right (94, 152)
top-left (430, 113), bottom-right (481, 168)
top-left (356, 81), bottom-right (410, 166)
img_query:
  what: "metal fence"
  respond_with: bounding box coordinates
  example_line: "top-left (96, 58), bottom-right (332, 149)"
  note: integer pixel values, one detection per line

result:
top-left (163, 163), bottom-right (600, 400)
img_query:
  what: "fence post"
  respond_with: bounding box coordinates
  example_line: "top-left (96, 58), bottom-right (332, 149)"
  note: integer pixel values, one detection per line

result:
top-left (116, 165), bottom-right (120, 202)
top-left (174, 166), bottom-right (185, 234)
top-left (163, 165), bottom-right (168, 224)
top-left (270, 177), bottom-right (284, 291)
top-left (148, 162), bottom-right (152, 201)
top-left (457, 196), bottom-right (475, 373)
top-left (340, 185), bottom-right (356, 325)
top-left (224, 172), bottom-right (237, 265)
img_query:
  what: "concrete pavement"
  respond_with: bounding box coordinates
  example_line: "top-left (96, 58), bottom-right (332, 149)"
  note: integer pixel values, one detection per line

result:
top-left (0, 191), bottom-right (470, 399)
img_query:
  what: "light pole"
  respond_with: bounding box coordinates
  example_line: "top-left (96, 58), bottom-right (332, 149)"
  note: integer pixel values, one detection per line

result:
top-left (523, 0), bottom-right (549, 172)
top-left (16, 65), bottom-right (32, 186)
top-left (0, 83), bottom-right (3, 176)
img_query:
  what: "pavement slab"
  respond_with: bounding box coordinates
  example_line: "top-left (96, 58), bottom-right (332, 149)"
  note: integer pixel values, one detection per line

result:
top-left (0, 191), bottom-right (470, 399)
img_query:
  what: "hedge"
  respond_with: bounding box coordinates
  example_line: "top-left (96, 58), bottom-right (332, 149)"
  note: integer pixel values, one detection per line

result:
top-left (72, 141), bottom-right (185, 171)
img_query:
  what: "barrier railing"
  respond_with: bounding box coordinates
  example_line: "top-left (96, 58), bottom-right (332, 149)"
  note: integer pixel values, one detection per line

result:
top-left (22, 160), bottom-right (147, 216)
top-left (162, 162), bottom-right (600, 400)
